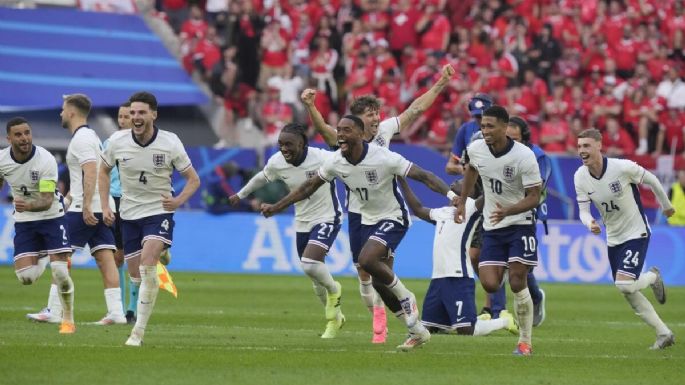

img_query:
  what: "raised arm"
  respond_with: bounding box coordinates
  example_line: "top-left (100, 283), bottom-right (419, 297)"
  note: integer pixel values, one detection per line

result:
top-left (301, 88), bottom-right (337, 147)
top-left (261, 176), bottom-right (326, 217)
top-left (398, 177), bottom-right (432, 222)
top-left (398, 64), bottom-right (455, 131)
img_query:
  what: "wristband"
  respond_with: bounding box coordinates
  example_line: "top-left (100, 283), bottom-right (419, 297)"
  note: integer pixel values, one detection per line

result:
top-left (447, 191), bottom-right (458, 201)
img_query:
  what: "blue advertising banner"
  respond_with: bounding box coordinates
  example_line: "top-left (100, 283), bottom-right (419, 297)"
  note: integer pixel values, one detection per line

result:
top-left (1, 209), bottom-right (683, 286)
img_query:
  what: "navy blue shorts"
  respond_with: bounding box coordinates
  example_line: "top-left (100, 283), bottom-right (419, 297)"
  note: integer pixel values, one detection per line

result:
top-left (608, 236), bottom-right (650, 280)
top-left (347, 212), bottom-right (363, 264)
top-left (13, 216), bottom-right (72, 261)
top-left (480, 225), bottom-right (538, 268)
top-left (121, 213), bottom-right (174, 260)
top-left (66, 212), bottom-right (116, 253)
top-left (361, 220), bottom-right (407, 254)
top-left (295, 222), bottom-right (341, 258)
top-left (421, 277), bottom-right (477, 330)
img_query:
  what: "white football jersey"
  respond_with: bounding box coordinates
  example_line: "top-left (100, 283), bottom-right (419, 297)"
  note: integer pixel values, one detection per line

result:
top-left (0, 145), bottom-right (64, 222)
top-left (319, 143), bottom-right (412, 226)
top-left (263, 147), bottom-right (342, 232)
top-left (466, 139), bottom-right (542, 230)
top-left (429, 198), bottom-right (479, 279)
top-left (101, 128), bottom-right (192, 220)
top-left (348, 116), bottom-right (399, 213)
top-left (574, 158), bottom-right (650, 246)
top-left (66, 126), bottom-right (114, 213)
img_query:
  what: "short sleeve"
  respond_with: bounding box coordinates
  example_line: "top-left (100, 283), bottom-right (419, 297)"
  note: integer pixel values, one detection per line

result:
top-left (72, 133), bottom-right (98, 165)
top-left (171, 136), bottom-right (192, 172)
top-left (262, 156), bottom-right (279, 182)
top-left (574, 171), bottom-right (589, 202)
top-left (464, 141), bottom-right (478, 168)
top-left (385, 149), bottom-right (412, 177)
top-left (521, 149), bottom-right (542, 189)
top-left (451, 124), bottom-right (466, 158)
top-left (317, 154), bottom-right (337, 182)
top-left (375, 117), bottom-right (400, 147)
top-left (101, 137), bottom-right (116, 168)
top-left (622, 159), bottom-right (646, 184)
top-left (40, 152), bottom-right (58, 183)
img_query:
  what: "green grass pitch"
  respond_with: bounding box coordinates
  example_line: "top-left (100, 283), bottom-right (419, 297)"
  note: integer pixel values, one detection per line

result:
top-left (0, 266), bottom-right (682, 385)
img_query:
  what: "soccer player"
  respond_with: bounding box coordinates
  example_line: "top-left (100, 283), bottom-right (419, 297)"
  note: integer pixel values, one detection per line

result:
top-left (1, 117), bottom-right (76, 334)
top-left (229, 123), bottom-right (345, 338)
top-left (300, 63), bottom-right (455, 343)
top-left (482, 117), bottom-right (550, 327)
top-left (456, 106), bottom-right (542, 356)
top-left (61, 94), bottom-right (125, 324)
top-left (574, 128), bottom-right (675, 350)
top-left (110, 101), bottom-right (140, 324)
top-left (262, 115), bottom-right (457, 350)
top-left (99, 91), bottom-right (200, 346)
top-left (398, 178), bottom-right (518, 336)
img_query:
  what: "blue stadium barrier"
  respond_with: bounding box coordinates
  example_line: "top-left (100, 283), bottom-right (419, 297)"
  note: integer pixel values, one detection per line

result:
top-left (0, 7), bottom-right (207, 110)
top-left (1, 208), bottom-right (683, 286)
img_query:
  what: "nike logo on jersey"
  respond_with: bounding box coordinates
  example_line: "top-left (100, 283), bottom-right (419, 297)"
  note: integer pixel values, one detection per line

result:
top-left (341, 174), bottom-right (349, 178)
top-left (122, 157), bottom-right (133, 162)
top-left (588, 191), bottom-right (595, 195)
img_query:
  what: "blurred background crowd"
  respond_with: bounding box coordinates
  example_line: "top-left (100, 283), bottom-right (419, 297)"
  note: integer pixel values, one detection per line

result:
top-left (153, 0), bottom-right (685, 156)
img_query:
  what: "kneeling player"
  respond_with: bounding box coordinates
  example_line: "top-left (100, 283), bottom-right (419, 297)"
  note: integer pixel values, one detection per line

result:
top-left (399, 178), bottom-right (517, 336)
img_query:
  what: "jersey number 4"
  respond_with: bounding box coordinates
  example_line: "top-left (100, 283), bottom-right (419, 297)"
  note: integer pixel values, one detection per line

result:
top-left (139, 171), bottom-right (147, 185)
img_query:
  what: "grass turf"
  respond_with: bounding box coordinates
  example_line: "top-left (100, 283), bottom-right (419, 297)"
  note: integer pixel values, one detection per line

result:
top-left (0, 266), bottom-right (682, 385)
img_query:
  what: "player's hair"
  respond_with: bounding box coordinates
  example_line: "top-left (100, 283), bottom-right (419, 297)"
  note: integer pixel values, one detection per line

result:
top-left (129, 91), bottom-right (158, 111)
top-left (120, 101), bottom-right (131, 108)
top-left (508, 116), bottom-right (530, 143)
top-left (63, 93), bottom-right (92, 117)
top-left (281, 123), bottom-right (309, 147)
top-left (6, 116), bottom-right (29, 134)
top-left (482, 105), bottom-right (509, 123)
top-left (349, 95), bottom-right (380, 116)
top-left (577, 128), bottom-right (602, 142)
top-left (342, 114), bottom-right (365, 132)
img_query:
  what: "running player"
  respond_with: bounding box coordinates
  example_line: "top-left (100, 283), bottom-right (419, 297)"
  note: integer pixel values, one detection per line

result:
top-left (574, 128), bottom-right (675, 349)
top-left (99, 91), bottom-right (200, 346)
top-left (456, 106), bottom-right (542, 356)
top-left (60, 94), bottom-right (124, 324)
top-left (262, 115), bottom-right (457, 350)
top-left (399, 178), bottom-right (518, 336)
top-left (300, 63), bottom-right (455, 343)
top-left (2, 117), bottom-right (76, 334)
top-left (230, 123), bottom-right (345, 338)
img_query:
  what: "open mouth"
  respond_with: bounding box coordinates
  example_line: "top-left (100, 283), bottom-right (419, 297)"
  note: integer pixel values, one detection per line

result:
top-left (282, 151), bottom-right (292, 160)
top-left (132, 121), bottom-right (144, 129)
top-left (580, 153), bottom-right (590, 160)
top-left (338, 140), bottom-right (349, 151)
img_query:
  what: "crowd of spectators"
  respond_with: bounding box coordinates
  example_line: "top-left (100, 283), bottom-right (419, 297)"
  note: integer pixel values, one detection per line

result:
top-left (155, 0), bottom-right (685, 157)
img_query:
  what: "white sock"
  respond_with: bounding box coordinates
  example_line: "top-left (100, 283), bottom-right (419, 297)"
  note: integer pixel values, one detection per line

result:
top-left (48, 284), bottom-right (62, 316)
top-left (312, 282), bottom-right (327, 306)
top-left (133, 265), bottom-right (159, 337)
top-left (387, 275), bottom-right (412, 301)
top-left (359, 279), bottom-right (374, 311)
top-left (514, 288), bottom-right (533, 344)
top-left (373, 290), bottom-right (384, 308)
top-left (104, 288), bottom-right (124, 317)
top-left (473, 318), bottom-right (508, 336)
top-left (624, 291), bottom-right (671, 336)
top-left (300, 258), bottom-right (338, 293)
top-left (51, 261), bottom-right (74, 323)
